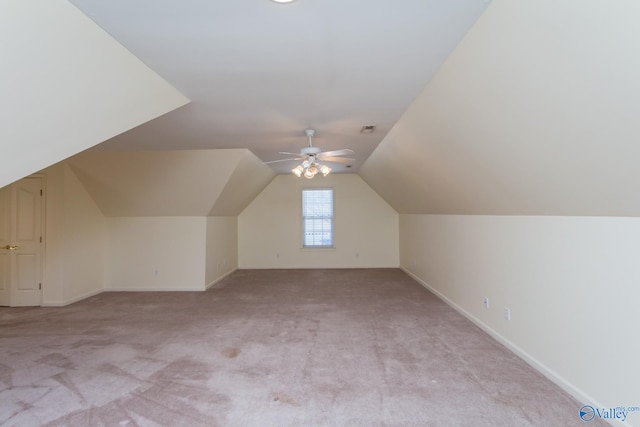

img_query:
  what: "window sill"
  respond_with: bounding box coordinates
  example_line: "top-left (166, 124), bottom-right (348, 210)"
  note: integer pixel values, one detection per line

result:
top-left (301, 246), bottom-right (335, 251)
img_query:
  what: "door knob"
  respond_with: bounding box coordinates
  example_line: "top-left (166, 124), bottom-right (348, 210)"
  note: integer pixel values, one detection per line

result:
top-left (2, 245), bottom-right (18, 250)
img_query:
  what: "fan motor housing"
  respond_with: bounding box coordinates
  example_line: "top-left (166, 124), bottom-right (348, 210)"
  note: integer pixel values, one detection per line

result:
top-left (301, 146), bottom-right (321, 155)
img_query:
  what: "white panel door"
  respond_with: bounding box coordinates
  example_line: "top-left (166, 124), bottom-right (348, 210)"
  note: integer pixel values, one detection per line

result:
top-left (0, 185), bottom-right (10, 306)
top-left (0, 177), bottom-right (43, 306)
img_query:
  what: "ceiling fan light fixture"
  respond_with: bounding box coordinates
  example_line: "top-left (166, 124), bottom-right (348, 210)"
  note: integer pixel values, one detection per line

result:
top-left (273, 128), bottom-right (351, 179)
top-left (304, 164), bottom-right (319, 179)
top-left (292, 165), bottom-right (304, 177)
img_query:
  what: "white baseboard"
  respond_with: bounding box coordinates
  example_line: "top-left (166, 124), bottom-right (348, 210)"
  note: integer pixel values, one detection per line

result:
top-left (237, 265), bottom-right (400, 269)
top-left (42, 287), bottom-right (103, 307)
top-left (40, 269), bottom-right (239, 305)
top-left (206, 268), bottom-right (237, 290)
top-left (105, 286), bottom-right (205, 292)
top-left (399, 266), bottom-right (624, 427)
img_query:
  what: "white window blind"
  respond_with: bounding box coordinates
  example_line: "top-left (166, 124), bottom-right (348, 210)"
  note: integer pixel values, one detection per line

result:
top-left (302, 189), bottom-right (333, 248)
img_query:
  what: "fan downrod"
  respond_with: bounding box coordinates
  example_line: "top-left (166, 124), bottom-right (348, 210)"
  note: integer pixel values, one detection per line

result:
top-left (302, 129), bottom-right (321, 155)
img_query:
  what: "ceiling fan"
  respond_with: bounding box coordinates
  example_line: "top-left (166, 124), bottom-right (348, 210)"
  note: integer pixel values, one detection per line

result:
top-left (265, 129), bottom-right (355, 178)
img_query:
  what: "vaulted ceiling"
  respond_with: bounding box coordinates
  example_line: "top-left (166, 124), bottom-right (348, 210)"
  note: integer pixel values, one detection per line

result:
top-left (4, 0), bottom-right (640, 217)
top-left (68, 0), bottom-right (491, 174)
top-left (67, 149), bottom-right (274, 216)
top-left (0, 0), bottom-right (187, 187)
top-left (361, 0), bottom-right (640, 215)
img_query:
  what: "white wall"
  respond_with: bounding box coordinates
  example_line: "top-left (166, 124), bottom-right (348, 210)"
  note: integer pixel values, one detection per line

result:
top-left (0, 0), bottom-right (188, 188)
top-left (400, 214), bottom-right (640, 420)
top-left (105, 217), bottom-right (206, 291)
top-left (43, 166), bottom-right (240, 297)
top-left (42, 166), bottom-right (66, 304)
top-left (42, 163), bottom-right (105, 306)
top-left (61, 166), bottom-right (106, 303)
top-left (239, 174), bottom-right (398, 268)
top-left (205, 216), bottom-right (238, 287)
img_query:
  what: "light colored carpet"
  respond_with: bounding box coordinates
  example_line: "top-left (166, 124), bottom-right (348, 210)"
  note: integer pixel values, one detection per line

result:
top-left (0, 269), bottom-right (603, 426)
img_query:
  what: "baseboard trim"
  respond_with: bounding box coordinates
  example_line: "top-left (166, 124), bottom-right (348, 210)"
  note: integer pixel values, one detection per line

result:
top-left (40, 270), bottom-right (240, 305)
top-left (42, 287), bottom-right (103, 307)
top-left (205, 268), bottom-right (237, 290)
top-left (399, 266), bottom-right (621, 426)
top-left (105, 286), bottom-right (205, 292)
top-left (238, 265), bottom-right (401, 270)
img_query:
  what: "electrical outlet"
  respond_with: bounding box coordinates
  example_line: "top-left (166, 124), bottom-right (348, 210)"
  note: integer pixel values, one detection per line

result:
top-left (483, 297), bottom-right (490, 309)
top-left (504, 307), bottom-right (511, 321)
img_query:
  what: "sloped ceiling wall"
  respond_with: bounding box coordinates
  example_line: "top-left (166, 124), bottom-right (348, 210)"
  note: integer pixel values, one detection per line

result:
top-left (67, 149), bottom-right (274, 217)
top-left (209, 150), bottom-right (276, 216)
top-left (0, 0), bottom-right (188, 188)
top-left (360, 0), bottom-right (640, 216)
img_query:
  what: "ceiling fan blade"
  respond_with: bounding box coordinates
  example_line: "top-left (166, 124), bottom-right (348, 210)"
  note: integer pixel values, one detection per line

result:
top-left (319, 156), bottom-right (355, 164)
top-left (317, 149), bottom-right (354, 158)
top-left (264, 157), bottom-right (304, 164)
top-left (278, 151), bottom-right (304, 156)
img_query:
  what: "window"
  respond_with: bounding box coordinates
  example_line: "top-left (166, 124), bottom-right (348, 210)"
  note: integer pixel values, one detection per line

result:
top-left (302, 188), bottom-right (333, 248)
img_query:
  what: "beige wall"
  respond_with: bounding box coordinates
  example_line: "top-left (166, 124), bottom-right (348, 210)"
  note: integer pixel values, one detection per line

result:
top-left (238, 174), bottom-right (398, 268)
top-left (42, 172), bottom-right (241, 297)
top-left (361, 0), bottom-right (640, 217)
top-left (105, 217), bottom-right (207, 291)
top-left (1, 0), bottom-right (188, 188)
top-left (399, 214), bottom-right (640, 413)
top-left (41, 159), bottom-right (244, 299)
top-left (67, 149), bottom-right (272, 217)
top-left (206, 216), bottom-right (238, 287)
top-left (104, 216), bottom-right (240, 291)
top-left (43, 163), bottom-right (105, 306)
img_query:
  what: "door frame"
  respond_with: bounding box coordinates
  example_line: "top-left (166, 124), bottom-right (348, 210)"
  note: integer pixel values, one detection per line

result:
top-left (32, 173), bottom-right (46, 306)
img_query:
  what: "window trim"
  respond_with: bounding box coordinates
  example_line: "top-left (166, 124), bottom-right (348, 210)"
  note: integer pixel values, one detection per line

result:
top-left (301, 187), bottom-right (334, 249)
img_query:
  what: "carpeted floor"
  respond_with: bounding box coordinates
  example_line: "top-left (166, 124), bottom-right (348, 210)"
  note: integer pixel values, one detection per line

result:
top-left (0, 269), bottom-right (603, 426)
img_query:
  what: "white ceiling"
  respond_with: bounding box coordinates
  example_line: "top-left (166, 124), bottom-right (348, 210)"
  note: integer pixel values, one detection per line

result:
top-left (7, 0), bottom-right (640, 217)
top-left (69, 0), bottom-right (491, 174)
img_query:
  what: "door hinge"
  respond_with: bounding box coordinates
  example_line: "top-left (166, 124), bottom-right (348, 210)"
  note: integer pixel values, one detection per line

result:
top-left (39, 283), bottom-right (42, 290)
top-left (40, 189), bottom-right (43, 196)
top-left (40, 236), bottom-right (42, 243)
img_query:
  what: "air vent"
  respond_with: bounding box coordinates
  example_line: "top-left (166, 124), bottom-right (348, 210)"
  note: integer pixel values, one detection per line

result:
top-left (360, 124), bottom-right (376, 134)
